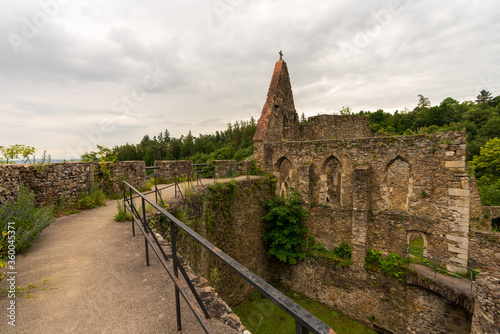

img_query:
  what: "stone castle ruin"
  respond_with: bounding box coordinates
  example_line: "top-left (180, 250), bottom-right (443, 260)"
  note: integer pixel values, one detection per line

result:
top-left (253, 58), bottom-right (474, 272)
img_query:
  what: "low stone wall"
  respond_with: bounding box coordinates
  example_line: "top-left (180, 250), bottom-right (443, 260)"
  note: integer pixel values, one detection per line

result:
top-left (236, 160), bottom-right (251, 175)
top-left (280, 261), bottom-right (472, 334)
top-left (111, 161), bottom-right (146, 193)
top-left (153, 160), bottom-right (193, 181)
top-left (0, 161), bottom-right (145, 206)
top-left (214, 160), bottom-right (237, 178)
top-left (468, 231), bottom-right (500, 269)
top-left (1, 162), bottom-right (93, 206)
top-left (471, 270), bottom-right (500, 334)
top-left (0, 164), bottom-right (21, 204)
top-left (483, 206), bottom-right (500, 220)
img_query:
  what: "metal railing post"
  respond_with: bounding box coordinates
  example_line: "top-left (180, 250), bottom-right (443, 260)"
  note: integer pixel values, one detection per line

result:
top-left (142, 197), bottom-right (149, 267)
top-left (434, 257), bottom-right (437, 279)
top-left (296, 320), bottom-right (308, 334)
top-left (170, 219), bottom-right (182, 331)
top-left (154, 174), bottom-right (158, 204)
top-left (130, 187), bottom-right (135, 236)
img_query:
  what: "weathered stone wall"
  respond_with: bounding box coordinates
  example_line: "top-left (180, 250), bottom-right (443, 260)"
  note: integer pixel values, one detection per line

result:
top-left (471, 270), bottom-right (500, 334)
top-left (280, 261), bottom-right (472, 334)
top-left (110, 161), bottom-right (145, 193)
top-left (0, 164), bottom-right (21, 205)
top-left (0, 161), bottom-right (145, 206)
top-left (236, 160), bottom-right (251, 175)
top-left (1, 162), bottom-right (93, 206)
top-left (213, 160), bottom-right (237, 178)
top-left (165, 178), bottom-right (275, 306)
top-left (263, 131), bottom-right (470, 270)
top-left (300, 115), bottom-right (371, 140)
top-left (153, 160), bottom-right (193, 181)
top-left (468, 231), bottom-right (500, 269)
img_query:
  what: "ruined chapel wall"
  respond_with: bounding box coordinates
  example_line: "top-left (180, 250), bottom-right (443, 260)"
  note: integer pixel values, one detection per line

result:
top-left (263, 131), bottom-right (470, 268)
top-left (300, 114), bottom-right (371, 141)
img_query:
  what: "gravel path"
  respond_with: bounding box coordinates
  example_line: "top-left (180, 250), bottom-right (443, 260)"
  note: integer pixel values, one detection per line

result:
top-left (0, 177), bottom-right (257, 334)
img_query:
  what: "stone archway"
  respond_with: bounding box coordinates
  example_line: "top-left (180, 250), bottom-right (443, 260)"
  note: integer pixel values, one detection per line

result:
top-left (407, 231), bottom-right (428, 258)
top-left (320, 156), bottom-right (342, 205)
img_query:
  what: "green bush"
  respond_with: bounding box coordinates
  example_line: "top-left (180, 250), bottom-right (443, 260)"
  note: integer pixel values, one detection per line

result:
top-left (77, 184), bottom-right (106, 210)
top-left (114, 201), bottom-right (132, 222)
top-left (365, 249), bottom-right (406, 278)
top-left (365, 248), bottom-right (383, 268)
top-left (262, 189), bottom-right (309, 264)
top-left (0, 184), bottom-right (55, 259)
top-left (380, 253), bottom-right (406, 278)
top-left (333, 242), bottom-right (352, 259)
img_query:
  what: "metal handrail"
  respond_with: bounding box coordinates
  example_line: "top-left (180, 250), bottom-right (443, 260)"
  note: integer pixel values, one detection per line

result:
top-left (407, 246), bottom-right (480, 292)
top-left (122, 180), bottom-right (336, 334)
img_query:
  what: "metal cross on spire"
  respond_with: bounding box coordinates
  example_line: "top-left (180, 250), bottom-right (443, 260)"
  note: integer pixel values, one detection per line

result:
top-left (279, 50), bottom-right (283, 60)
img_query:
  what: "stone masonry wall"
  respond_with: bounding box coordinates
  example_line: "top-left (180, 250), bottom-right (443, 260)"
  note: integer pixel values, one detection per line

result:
top-left (1, 162), bottom-right (93, 206)
top-left (280, 260), bottom-right (472, 334)
top-left (263, 131), bottom-right (470, 270)
top-left (214, 160), bottom-right (237, 178)
top-left (300, 115), bottom-right (371, 141)
top-left (468, 231), bottom-right (500, 269)
top-left (164, 178), bottom-right (275, 306)
top-left (0, 161), bottom-right (145, 206)
top-left (153, 160), bottom-right (193, 181)
top-left (111, 161), bottom-right (145, 193)
top-left (0, 164), bottom-right (21, 205)
top-left (471, 270), bottom-right (500, 334)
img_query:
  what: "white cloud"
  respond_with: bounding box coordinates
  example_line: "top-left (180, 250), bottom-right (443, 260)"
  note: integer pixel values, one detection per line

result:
top-left (1, 0), bottom-right (499, 158)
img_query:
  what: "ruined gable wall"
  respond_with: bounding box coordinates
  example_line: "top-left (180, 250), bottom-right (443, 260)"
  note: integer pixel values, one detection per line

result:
top-left (300, 114), bottom-right (371, 140)
top-left (263, 131), bottom-right (470, 269)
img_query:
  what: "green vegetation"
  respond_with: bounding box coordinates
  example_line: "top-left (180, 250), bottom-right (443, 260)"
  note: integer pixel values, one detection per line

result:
top-left (114, 201), bottom-right (132, 222)
top-left (233, 287), bottom-right (375, 334)
top-left (76, 184), bottom-right (106, 210)
top-left (469, 138), bottom-right (500, 206)
top-left (0, 144), bottom-right (36, 164)
top-left (408, 237), bottom-right (424, 258)
top-left (109, 118), bottom-right (257, 166)
top-left (365, 249), bottom-right (407, 278)
top-left (262, 189), bottom-right (309, 264)
top-left (0, 185), bottom-right (55, 262)
top-left (307, 239), bottom-right (352, 266)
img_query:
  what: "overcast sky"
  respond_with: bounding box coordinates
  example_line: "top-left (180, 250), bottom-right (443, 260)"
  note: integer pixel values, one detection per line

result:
top-left (1, 0), bottom-right (499, 159)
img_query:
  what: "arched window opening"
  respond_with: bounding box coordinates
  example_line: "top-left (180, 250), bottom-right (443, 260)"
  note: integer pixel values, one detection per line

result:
top-left (386, 157), bottom-right (410, 211)
top-left (321, 156), bottom-right (342, 205)
top-left (407, 231), bottom-right (428, 260)
top-left (278, 158), bottom-right (292, 197)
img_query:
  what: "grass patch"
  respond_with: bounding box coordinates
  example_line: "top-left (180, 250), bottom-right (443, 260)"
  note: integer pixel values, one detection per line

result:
top-left (233, 287), bottom-right (375, 334)
top-left (114, 201), bottom-right (132, 222)
top-left (408, 237), bottom-right (424, 258)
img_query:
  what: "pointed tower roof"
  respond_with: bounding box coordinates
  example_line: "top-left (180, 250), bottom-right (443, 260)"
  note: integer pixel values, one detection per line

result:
top-left (253, 58), bottom-right (295, 142)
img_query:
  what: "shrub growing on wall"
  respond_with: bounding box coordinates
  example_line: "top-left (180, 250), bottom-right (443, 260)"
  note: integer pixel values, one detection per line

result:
top-left (262, 189), bottom-right (309, 264)
top-left (0, 184), bottom-right (55, 260)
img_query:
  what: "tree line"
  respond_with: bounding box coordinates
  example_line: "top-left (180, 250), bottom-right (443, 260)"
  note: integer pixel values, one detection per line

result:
top-left (112, 118), bottom-right (257, 166)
